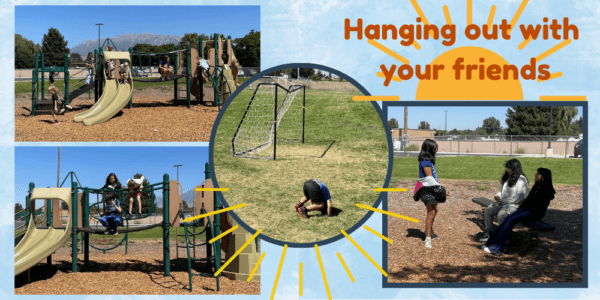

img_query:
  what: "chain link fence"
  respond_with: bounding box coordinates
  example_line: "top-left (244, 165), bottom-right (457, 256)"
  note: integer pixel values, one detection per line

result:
top-left (394, 135), bottom-right (582, 158)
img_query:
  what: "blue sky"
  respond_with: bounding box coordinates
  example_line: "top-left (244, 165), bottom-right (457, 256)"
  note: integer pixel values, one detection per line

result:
top-left (15, 6), bottom-right (260, 47)
top-left (14, 146), bottom-right (209, 205)
top-left (388, 106), bottom-right (584, 131)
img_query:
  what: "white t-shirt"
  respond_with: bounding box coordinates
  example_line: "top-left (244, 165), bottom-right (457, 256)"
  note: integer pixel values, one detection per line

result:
top-left (127, 176), bottom-right (145, 190)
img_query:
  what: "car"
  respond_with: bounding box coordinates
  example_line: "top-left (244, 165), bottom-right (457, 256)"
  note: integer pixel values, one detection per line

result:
top-left (574, 139), bottom-right (583, 158)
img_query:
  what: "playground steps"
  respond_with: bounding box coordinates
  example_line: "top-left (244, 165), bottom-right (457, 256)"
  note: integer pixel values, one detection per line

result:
top-left (221, 219), bottom-right (261, 282)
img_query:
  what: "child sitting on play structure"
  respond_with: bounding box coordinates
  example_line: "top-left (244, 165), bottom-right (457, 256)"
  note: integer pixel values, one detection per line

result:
top-left (104, 46), bottom-right (116, 79)
top-left (84, 52), bottom-right (94, 85)
top-left (295, 179), bottom-right (332, 219)
top-left (100, 192), bottom-right (121, 235)
top-left (118, 61), bottom-right (132, 85)
top-left (125, 175), bottom-right (145, 215)
top-left (158, 55), bottom-right (173, 79)
top-left (47, 74), bottom-right (67, 125)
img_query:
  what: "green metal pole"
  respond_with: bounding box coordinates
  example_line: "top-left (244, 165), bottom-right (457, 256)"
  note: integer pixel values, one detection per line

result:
top-left (206, 163), bottom-right (221, 288)
top-left (94, 50), bottom-right (99, 102)
top-left (32, 54), bottom-right (39, 115)
top-left (129, 47), bottom-right (133, 108)
top-left (64, 53), bottom-right (70, 112)
top-left (26, 183), bottom-right (34, 227)
top-left (174, 46), bottom-right (178, 102)
top-left (84, 190), bottom-right (89, 266)
top-left (71, 182), bottom-right (79, 273)
top-left (46, 198), bottom-right (52, 228)
top-left (186, 44), bottom-right (191, 108)
top-left (163, 173), bottom-right (170, 276)
top-left (41, 53), bottom-right (45, 103)
top-left (214, 33), bottom-right (219, 107)
top-left (199, 36), bottom-right (203, 59)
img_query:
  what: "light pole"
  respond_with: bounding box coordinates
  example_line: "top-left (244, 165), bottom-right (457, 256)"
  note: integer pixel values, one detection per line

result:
top-left (95, 23), bottom-right (104, 51)
top-left (444, 110), bottom-right (448, 133)
top-left (173, 165), bottom-right (183, 182)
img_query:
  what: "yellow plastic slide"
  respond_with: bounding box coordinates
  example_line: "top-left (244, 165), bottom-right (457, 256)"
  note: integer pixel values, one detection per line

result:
top-left (14, 188), bottom-right (72, 276)
top-left (74, 51), bottom-right (133, 125)
top-left (83, 81), bottom-right (133, 126)
top-left (73, 79), bottom-right (118, 122)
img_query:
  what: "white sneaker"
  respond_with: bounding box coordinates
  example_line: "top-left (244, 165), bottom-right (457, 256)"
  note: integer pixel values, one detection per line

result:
top-left (482, 246), bottom-right (491, 253)
top-left (424, 237), bottom-right (432, 248)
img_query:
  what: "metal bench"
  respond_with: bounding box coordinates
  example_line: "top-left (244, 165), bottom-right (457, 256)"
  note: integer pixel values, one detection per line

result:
top-left (472, 197), bottom-right (554, 243)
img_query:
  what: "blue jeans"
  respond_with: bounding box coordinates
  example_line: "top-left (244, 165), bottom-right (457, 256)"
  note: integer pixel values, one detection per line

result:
top-left (99, 213), bottom-right (121, 230)
top-left (485, 208), bottom-right (532, 252)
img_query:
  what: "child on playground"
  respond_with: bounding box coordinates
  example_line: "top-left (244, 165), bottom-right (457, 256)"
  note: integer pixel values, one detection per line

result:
top-left (100, 192), bottom-right (121, 235)
top-left (295, 179), bottom-right (332, 219)
top-left (414, 139), bottom-right (449, 249)
top-left (48, 77), bottom-right (65, 125)
top-left (125, 175), bottom-right (145, 215)
top-left (158, 55), bottom-right (173, 79)
top-left (102, 173), bottom-right (122, 196)
top-left (104, 46), bottom-right (115, 79)
top-left (478, 159), bottom-right (529, 242)
top-left (84, 52), bottom-right (94, 85)
top-left (118, 61), bottom-right (132, 85)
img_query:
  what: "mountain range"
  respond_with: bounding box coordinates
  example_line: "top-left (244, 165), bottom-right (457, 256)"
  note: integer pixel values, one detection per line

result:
top-left (71, 33), bottom-right (181, 56)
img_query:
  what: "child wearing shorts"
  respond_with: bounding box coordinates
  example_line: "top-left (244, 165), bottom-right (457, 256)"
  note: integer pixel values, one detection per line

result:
top-left (158, 55), bottom-right (173, 79)
top-left (119, 61), bottom-right (132, 84)
top-left (125, 175), bottom-right (145, 215)
top-left (295, 179), bottom-right (332, 219)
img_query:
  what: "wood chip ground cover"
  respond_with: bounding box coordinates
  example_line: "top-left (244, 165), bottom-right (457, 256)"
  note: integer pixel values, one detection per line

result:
top-left (387, 179), bottom-right (583, 283)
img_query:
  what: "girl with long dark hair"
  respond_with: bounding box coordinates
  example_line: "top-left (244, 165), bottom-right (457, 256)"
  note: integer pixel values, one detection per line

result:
top-left (479, 159), bottom-right (529, 242)
top-left (483, 168), bottom-right (555, 256)
top-left (414, 139), bottom-right (449, 248)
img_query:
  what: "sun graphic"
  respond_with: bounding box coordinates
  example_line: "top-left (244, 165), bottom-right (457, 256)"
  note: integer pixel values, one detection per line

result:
top-left (369, 0), bottom-right (585, 101)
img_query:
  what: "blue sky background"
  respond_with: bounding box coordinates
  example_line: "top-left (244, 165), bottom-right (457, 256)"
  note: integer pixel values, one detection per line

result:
top-left (388, 106), bottom-right (584, 131)
top-left (2, 1), bottom-right (599, 300)
top-left (14, 146), bottom-right (209, 206)
top-left (15, 6), bottom-right (260, 48)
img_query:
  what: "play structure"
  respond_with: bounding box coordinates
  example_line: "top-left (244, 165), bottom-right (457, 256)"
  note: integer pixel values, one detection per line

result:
top-left (30, 34), bottom-right (242, 123)
top-left (232, 81), bottom-right (306, 160)
top-left (14, 163), bottom-right (260, 291)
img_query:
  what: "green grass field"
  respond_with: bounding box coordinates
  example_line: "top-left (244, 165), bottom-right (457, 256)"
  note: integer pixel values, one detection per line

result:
top-left (392, 156), bottom-right (583, 185)
top-left (15, 77), bottom-right (250, 96)
top-left (212, 88), bottom-right (388, 244)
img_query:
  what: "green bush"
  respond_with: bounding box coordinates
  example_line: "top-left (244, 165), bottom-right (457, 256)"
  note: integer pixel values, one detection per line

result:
top-left (406, 144), bottom-right (419, 151)
top-left (516, 148), bottom-right (526, 154)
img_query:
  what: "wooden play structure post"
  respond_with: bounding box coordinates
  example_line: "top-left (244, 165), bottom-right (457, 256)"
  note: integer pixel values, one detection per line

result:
top-left (163, 173), bottom-right (170, 276)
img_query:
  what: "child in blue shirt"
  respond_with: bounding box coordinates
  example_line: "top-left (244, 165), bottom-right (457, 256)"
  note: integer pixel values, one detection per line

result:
top-left (99, 193), bottom-right (121, 235)
top-left (158, 55), bottom-right (173, 80)
top-left (295, 179), bottom-right (332, 219)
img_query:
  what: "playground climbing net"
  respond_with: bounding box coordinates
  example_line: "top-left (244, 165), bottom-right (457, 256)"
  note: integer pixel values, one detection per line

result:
top-left (232, 82), bottom-right (305, 160)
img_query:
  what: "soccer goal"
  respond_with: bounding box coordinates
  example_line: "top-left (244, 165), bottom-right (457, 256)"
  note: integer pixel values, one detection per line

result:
top-left (232, 82), bottom-right (305, 160)
top-left (249, 76), bottom-right (294, 90)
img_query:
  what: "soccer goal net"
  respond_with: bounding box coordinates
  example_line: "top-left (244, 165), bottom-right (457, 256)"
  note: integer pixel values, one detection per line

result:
top-left (249, 76), bottom-right (294, 90)
top-left (232, 82), bottom-right (305, 160)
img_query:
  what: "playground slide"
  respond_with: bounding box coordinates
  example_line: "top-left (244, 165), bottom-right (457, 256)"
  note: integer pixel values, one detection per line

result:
top-left (14, 188), bottom-right (72, 276)
top-left (82, 82), bottom-right (133, 126)
top-left (73, 79), bottom-right (118, 122)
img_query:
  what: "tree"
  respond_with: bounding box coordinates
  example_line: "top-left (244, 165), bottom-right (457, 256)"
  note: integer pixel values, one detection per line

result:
top-left (418, 121), bottom-right (430, 130)
top-left (388, 118), bottom-right (399, 129)
top-left (482, 117), bottom-right (501, 135)
top-left (232, 29), bottom-right (260, 67)
top-left (15, 34), bottom-right (40, 68)
top-left (15, 203), bottom-right (24, 213)
top-left (41, 28), bottom-right (70, 67)
top-left (571, 117), bottom-right (583, 135)
top-left (506, 106), bottom-right (579, 136)
top-left (70, 53), bottom-right (83, 63)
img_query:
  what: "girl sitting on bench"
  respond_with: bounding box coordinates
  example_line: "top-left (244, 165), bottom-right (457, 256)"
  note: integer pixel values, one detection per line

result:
top-left (482, 168), bottom-right (555, 256)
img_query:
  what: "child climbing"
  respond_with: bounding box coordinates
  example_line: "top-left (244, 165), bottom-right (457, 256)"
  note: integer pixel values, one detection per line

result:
top-left (104, 46), bottom-right (115, 79)
top-left (118, 61), bottom-right (132, 85)
top-left (100, 192), bottom-right (122, 235)
top-left (125, 175), bottom-right (145, 215)
top-left (295, 179), bottom-right (332, 219)
top-left (158, 55), bottom-right (173, 79)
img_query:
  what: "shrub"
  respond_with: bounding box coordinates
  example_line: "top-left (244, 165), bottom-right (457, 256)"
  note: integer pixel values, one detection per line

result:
top-left (516, 148), bottom-right (526, 154)
top-left (406, 144), bottom-right (419, 151)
